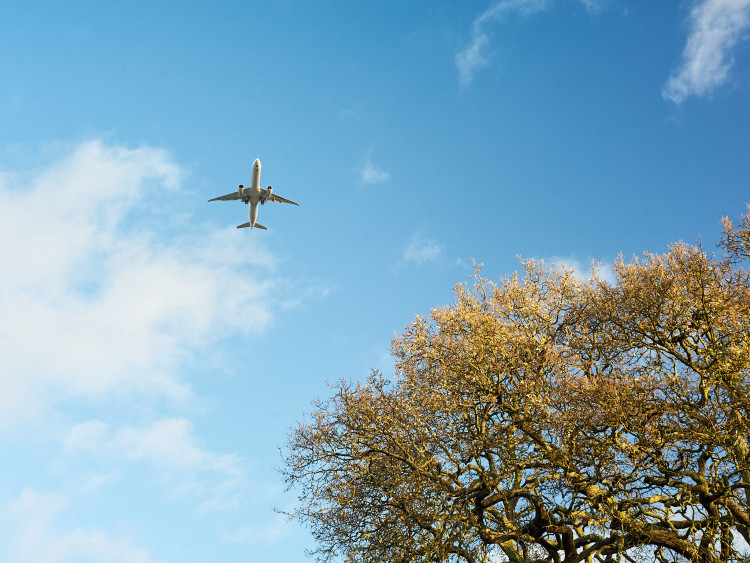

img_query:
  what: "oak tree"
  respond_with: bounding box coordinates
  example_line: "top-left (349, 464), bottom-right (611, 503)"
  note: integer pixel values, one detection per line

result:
top-left (283, 206), bottom-right (750, 563)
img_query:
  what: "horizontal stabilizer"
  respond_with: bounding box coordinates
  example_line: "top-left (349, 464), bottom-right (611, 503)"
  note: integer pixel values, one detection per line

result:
top-left (237, 222), bottom-right (267, 230)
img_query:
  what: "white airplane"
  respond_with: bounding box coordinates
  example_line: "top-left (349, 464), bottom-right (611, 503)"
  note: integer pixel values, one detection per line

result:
top-left (208, 159), bottom-right (298, 230)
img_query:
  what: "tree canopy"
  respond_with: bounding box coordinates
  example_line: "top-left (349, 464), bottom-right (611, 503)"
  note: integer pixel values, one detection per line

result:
top-left (283, 207), bottom-right (750, 563)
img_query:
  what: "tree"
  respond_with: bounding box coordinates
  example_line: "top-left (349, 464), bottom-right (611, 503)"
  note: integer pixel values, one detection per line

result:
top-left (283, 206), bottom-right (750, 563)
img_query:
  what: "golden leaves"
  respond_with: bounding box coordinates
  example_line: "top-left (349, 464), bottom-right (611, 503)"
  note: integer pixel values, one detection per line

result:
top-left (283, 209), bottom-right (750, 563)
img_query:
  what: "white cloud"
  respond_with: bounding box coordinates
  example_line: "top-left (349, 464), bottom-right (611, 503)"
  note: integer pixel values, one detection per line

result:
top-left (64, 418), bottom-right (247, 508)
top-left (544, 255), bottom-right (616, 284)
top-left (220, 513), bottom-right (294, 546)
top-left (337, 102), bottom-right (364, 118)
top-left (402, 232), bottom-right (446, 266)
top-left (456, 32), bottom-right (492, 87)
top-left (0, 140), bottom-right (279, 429)
top-left (663, 0), bottom-right (750, 104)
top-left (358, 151), bottom-right (390, 185)
top-left (578, 0), bottom-right (611, 13)
top-left (5, 489), bottom-right (162, 563)
top-left (455, 0), bottom-right (549, 86)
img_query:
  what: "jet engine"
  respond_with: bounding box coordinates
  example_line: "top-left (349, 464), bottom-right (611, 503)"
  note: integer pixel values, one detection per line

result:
top-left (238, 184), bottom-right (244, 197)
top-left (259, 186), bottom-right (272, 205)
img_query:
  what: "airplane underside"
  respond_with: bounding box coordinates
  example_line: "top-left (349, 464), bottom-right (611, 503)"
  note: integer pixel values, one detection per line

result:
top-left (207, 158), bottom-right (297, 232)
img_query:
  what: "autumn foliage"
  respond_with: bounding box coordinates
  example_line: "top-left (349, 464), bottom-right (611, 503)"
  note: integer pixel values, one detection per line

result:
top-left (283, 207), bottom-right (750, 563)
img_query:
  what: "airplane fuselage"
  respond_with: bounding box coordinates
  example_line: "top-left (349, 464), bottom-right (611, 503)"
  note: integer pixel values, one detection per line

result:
top-left (241, 159), bottom-right (263, 228)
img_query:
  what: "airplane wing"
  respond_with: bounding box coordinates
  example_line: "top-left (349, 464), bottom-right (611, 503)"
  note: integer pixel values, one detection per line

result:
top-left (268, 193), bottom-right (299, 205)
top-left (208, 192), bottom-right (241, 202)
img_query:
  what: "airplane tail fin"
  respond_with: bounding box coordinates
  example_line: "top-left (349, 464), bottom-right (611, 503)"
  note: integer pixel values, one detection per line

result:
top-left (237, 222), bottom-right (267, 230)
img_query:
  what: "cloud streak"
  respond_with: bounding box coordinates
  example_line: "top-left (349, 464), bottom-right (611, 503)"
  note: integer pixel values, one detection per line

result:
top-left (455, 0), bottom-right (549, 86)
top-left (663, 0), bottom-right (750, 104)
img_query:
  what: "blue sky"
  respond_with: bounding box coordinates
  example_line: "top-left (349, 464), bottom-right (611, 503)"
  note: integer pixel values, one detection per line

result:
top-left (1, 1), bottom-right (749, 561)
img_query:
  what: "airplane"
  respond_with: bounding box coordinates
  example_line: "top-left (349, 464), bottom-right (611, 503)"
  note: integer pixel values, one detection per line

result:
top-left (208, 159), bottom-right (298, 230)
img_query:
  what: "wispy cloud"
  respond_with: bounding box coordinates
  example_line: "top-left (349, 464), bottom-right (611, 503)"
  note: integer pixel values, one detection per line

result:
top-left (337, 102), bottom-right (364, 119)
top-left (6, 489), bottom-right (162, 563)
top-left (64, 419), bottom-right (244, 478)
top-left (577, 0), bottom-right (611, 13)
top-left (0, 140), bottom-right (279, 428)
top-left (544, 255), bottom-right (616, 284)
top-left (663, 0), bottom-right (750, 104)
top-left (358, 150), bottom-right (390, 185)
top-left (455, 0), bottom-right (549, 86)
top-left (220, 513), bottom-right (294, 546)
top-left (402, 231), bottom-right (446, 266)
top-left (64, 418), bottom-right (248, 509)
